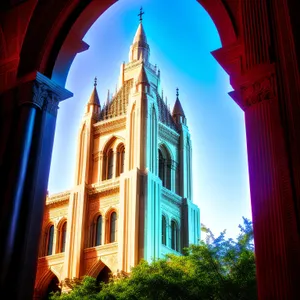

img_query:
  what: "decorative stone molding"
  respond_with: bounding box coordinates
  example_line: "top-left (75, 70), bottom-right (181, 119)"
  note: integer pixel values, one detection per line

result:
top-left (161, 203), bottom-right (181, 219)
top-left (158, 122), bottom-right (180, 146)
top-left (37, 252), bottom-right (65, 267)
top-left (46, 191), bottom-right (71, 207)
top-left (88, 179), bottom-right (120, 196)
top-left (94, 116), bottom-right (126, 135)
top-left (43, 92), bottom-right (60, 116)
top-left (161, 187), bottom-right (182, 207)
top-left (241, 74), bottom-right (276, 108)
top-left (18, 71), bottom-right (73, 114)
top-left (32, 81), bottom-right (48, 109)
top-left (84, 242), bottom-right (118, 256)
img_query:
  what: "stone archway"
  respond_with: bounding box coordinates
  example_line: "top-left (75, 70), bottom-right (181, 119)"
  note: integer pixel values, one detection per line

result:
top-left (34, 269), bottom-right (61, 300)
top-left (86, 259), bottom-right (112, 284)
top-left (0, 1), bottom-right (300, 299)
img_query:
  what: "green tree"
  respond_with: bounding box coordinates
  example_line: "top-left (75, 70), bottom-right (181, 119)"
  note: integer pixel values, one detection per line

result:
top-left (51, 218), bottom-right (256, 300)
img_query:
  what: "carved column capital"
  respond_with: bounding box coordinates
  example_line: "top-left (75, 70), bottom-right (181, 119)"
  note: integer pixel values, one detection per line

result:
top-left (43, 91), bottom-right (60, 116)
top-left (18, 71), bottom-right (73, 115)
top-left (241, 74), bottom-right (276, 108)
top-left (230, 64), bottom-right (277, 111)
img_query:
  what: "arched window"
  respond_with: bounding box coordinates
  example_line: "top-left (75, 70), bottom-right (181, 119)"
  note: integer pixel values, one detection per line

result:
top-left (162, 215), bottom-right (167, 245)
top-left (116, 144), bottom-right (125, 177)
top-left (110, 212), bottom-right (117, 243)
top-left (171, 220), bottom-right (179, 251)
top-left (95, 215), bottom-right (103, 246)
top-left (158, 147), bottom-right (171, 190)
top-left (60, 222), bottom-right (67, 253)
top-left (47, 225), bottom-right (54, 256)
top-left (159, 150), bottom-right (165, 185)
top-left (107, 150), bottom-right (114, 179)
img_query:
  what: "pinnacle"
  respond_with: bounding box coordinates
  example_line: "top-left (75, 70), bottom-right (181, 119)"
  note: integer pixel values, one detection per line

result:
top-left (172, 90), bottom-right (185, 117)
top-left (137, 65), bottom-right (149, 85)
top-left (88, 85), bottom-right (100, 106)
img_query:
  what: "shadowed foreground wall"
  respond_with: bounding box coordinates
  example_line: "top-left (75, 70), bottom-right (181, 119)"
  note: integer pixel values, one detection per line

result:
top-left (0, 0), bottom-right (300, 299)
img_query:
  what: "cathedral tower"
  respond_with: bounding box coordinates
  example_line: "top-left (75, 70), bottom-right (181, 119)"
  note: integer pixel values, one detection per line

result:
top-left (34, 10), bottom-right (200, 299)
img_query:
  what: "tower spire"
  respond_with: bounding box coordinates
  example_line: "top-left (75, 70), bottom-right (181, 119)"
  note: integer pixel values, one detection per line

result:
top-left (129, 8), bottom-right (149, 62)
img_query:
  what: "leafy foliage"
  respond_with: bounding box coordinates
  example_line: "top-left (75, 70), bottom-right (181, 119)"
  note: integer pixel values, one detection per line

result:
top-left (51, 218), bottom-right (256, 300)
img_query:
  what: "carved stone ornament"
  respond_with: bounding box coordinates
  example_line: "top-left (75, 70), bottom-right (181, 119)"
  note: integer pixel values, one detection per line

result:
top-left (33, 81), bottom-right (49, 109)
top-left (43, 92), bottom-right (60, 116)
top-left (19, 71), bottom-right (72, 113)
top-left (241, 74), bottom-right (276, 108)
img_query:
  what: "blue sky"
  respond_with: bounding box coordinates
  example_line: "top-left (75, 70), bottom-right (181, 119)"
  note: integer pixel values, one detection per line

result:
top-left (49, 0), bottom-right (252, 238)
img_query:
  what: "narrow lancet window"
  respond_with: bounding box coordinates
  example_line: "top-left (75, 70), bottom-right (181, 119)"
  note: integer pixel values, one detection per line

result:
top-left (96, 215), bottom-right (102, 246)
top-left (107, 150), bottom-right (114, 179)
top-left (47, 225), bottom-right (54, 256)
top-left (60, 222), bottom-right (67, 253)
top-left (162, 215), bottom-right (167, 245)
top-left (110, 212), bottom-right (117, 243)
top-left (171, 220), bottom-right (179, 251)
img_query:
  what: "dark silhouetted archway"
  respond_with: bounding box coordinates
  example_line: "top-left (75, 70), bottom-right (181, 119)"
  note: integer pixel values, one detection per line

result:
top-left (0, 1), bottom-right (300, 300)
top-left (96, 266), bottom-right (111, 285)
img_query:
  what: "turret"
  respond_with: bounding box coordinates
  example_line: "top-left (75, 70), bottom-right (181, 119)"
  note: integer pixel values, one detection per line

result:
top-left (86, 77), bottom-right (101, 117)
top-left (172, 88), bottom-right (186, 125)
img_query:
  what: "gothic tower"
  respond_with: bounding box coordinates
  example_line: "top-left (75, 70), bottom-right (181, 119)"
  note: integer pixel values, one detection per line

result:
top-left (34, 12), bottom-right (200, 299)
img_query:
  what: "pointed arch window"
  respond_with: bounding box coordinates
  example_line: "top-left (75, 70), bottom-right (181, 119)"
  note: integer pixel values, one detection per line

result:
top-left (110, 212), bottom-right (117, 243)
top-left (60, 222), bottom-right (67, 253)
top-left (159, 150), bottom-right (165, 185)
top-left (171, 220), bottom-right (179, 251)
top-left (158, 147), bottom-right (171, 190)
top-left (47, 225), bottom-right (54, 256)
top-left (162, 215), bottom-right (167, 245)
top-left (116, 144), bottom-right (125, 177)
top-left (95, 215), bottom-right (103, 246)
top-left (107, 150), bottom-right (114, 179)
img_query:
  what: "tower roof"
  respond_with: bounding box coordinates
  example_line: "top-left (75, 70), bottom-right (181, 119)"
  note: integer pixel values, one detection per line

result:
top-left (88, 78), bottom-right (100, 106)
top-left (172, 89), bottom-right (185, 117)
top-left (137, 64), bottom-right (149, 85)
top-left (133, 23), bottom-right (148, 44)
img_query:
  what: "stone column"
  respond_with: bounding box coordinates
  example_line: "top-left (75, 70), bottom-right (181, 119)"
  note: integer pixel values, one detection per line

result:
top-left (230, 64), bottom-right (300, 299)
top-left (0, 71), bottom-right (72, 300)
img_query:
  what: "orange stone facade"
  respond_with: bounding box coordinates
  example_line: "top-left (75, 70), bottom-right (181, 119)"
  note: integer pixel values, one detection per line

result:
top-left (33, 21), bottom-right (200, 298)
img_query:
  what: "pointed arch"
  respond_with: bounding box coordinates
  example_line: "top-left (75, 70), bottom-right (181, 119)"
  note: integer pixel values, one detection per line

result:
top-left (101, 136), bottom-right (126, 181)
top-left (86, 259), bottom-right (106, 278)
top-left (57, 218), bottom-right (67, 253)
top-left (89, 212), bottom-right (104, 247)
top-left (158, 144), bottom-right (172, 190)
top-left (44, 223), bottom-right (55, 256)
top-left (171, 219), bottom-right (180, 252)
top-left (102, 137), bottom-right (116, 181)
top-left (116, 142), bottom-right (125, 177)
top-left (105, 209), bottom-right (118, 243)
top-left (35, 268), bottom-right (60, 297)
